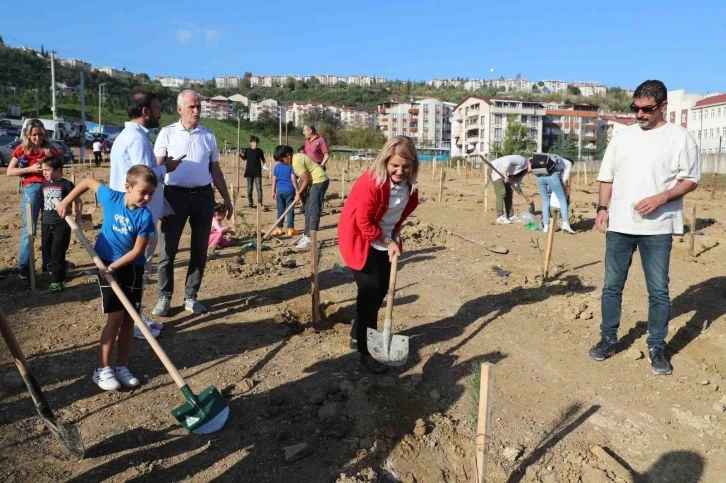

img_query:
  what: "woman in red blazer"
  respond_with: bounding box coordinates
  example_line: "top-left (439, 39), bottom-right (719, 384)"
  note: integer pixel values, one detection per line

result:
top-left (338, 136), bottom-right (419, 374)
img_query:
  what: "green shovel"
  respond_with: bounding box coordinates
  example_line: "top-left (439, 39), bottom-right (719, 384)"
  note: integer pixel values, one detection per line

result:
top-left (65, 216), bottom-right (229, 434)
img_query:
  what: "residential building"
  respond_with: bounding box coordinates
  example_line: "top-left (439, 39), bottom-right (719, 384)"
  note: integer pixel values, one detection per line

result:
top-left (249, 99), bottom-right (279, 122)
top-left (251, 75), bottom-right (274, 87)
top-left (427, 78), bottom-right (461, 88)
top-left (210, 95), bottom-right (233, 120)
top-left (187, 78), bottom-right (206, 86)
top-left (543, 103), bottom-right (600, 158)
top-left (199, 96), bottom-right (212, 119)
top-left (288, 101), bottom-right (339, 127)
top-left (689, 93), bottom-right (726, 153)
top-left (215, 76), bottom-right (240, 89)
top-left (464, 79), bottom-right (488, 91)
top-left (340, 106), bottom-right (376, 128)
top-left (92, 66), bottom-right (133, 79)
top-left (569, 82), bottom-right (607, 98)
top-left (59, 58), bottom-right (91, 71)
top-left (490, 78), bottom-right (535, 93)
top-left (154, 76), bottom-right (186, 88)
top-left (598, 115), bottom-right (636, 140)
top-left (541, 80), bottom-right (568, 94)
top-left (450, 95), bottom-right (545, 159)
top-left (378, 98), bottom-right (453, 149)
top-left (228, 94), bottom-right (249, 107)
top-left (667, 89), bottom-right (708, 129)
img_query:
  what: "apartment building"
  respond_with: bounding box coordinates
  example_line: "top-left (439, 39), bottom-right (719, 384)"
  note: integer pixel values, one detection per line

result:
top-left (569, 82), bottom-right (607, 98)
top-left (215, 76), bottom-right (241, 89)
top-left (689, 93), bottom-right (726, 153)
top-left (464, 79), bottom-right (488, 91)
top-left (450, 96), bottom-right (545, 158)
top-left (541, 80), bottom-right (567, 94)
top-left (250, 75), bottom-right (273, 87)
top-left (599, 115), bottom-right (636, 140)
top-left (249, 99), bottom-right (279, 122)
top-left (378, 98), bottom-right (453, 148)
top-left (59, 58), bottom-right (91, 71)
top-left (339, 106), bottom-right (376, 128)
top-left (92, 66), bottom-right (133, 79)
top-left (667, 89), bottom-right (707, 129)
top-left (427, 78), bottom-right (461, 88)
top-left (543, 103), bottom-right (600, 157)
top-left (287, 102), bottom-right (339, 127)
top-left (491, 78), bottom-right (535, 93)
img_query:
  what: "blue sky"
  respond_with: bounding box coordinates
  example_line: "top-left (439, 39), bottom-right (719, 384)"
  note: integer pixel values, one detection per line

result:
top-left (2, 0), bottom-right (724, 93)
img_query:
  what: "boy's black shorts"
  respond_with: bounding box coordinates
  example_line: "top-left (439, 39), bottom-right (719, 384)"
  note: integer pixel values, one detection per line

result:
top-left (97, 262), bottom-right (144, 314)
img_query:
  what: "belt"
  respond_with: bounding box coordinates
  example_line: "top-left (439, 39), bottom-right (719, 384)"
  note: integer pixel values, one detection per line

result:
top-left (166, 184), bottom-right (213, 194)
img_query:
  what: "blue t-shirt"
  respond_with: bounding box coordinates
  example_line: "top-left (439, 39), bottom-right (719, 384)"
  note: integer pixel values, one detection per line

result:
top-left (95, 185), bottom-right (156, 265)
top-left (273, 162), bottom-right (295, 193)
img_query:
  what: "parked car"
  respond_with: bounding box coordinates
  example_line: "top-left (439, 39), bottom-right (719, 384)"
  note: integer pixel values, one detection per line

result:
top-left (349, 151), bottom-right (373, 162)
top-left (0, 119), bottom-right (21, 138)
top-left (50, 141), bottom-right (75, 165)
top-left (0, 137), bottom-right (20, 167)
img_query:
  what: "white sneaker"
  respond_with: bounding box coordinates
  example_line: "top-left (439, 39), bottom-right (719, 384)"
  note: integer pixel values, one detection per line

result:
top-left (133, 323), bottom-right (161, 340)
top-left (142, 313), bottom-right (164, 331)
top-left (293, 235), bottom-right (309, 246)
top-left (296, 237), bottom-right (312, 252)
top-left (114, 366), bottom-right (140, 388)
top-left (561, 223), bottom-right (576, 234)
top-left (93, 366), bottom-right (121, 391)
top-left (509, 214), bottom-right (521, 223)
top-left (543, 224), bottom-right (549, 233)
top-left (496, 216), bottom-right (512, 225)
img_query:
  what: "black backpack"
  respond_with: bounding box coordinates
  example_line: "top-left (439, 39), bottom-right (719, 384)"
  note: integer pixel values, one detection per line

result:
top-left (531, 154), bottom-right (556, 176)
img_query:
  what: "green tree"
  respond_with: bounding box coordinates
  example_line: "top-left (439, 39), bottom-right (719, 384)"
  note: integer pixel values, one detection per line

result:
top-left (339, 126), bottom-right (386, 149)
top-left (501, 117), bottom-right (533, 156)
top-left (550, 132), bottom-right (580, 160)
top-left (284, 76), bottom-right (295, 90)
top-left (567, 85), bottom-right (581, 96)
top-left (240, 72), bottom-right (252, 92)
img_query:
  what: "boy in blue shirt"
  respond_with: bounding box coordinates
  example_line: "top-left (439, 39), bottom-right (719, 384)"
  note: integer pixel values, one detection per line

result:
top-left (57, 165), bottom-right (157, 391)
top-left (271, 151), bottom-right (299, 236)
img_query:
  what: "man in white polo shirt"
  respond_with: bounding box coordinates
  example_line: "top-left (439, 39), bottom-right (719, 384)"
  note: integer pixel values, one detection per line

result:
top-left (151, 89), bottom-right (233, 316)
top-left (110, 91), bottom-right (181, 337)
top-left (588, 80), bottom-right (701, 376)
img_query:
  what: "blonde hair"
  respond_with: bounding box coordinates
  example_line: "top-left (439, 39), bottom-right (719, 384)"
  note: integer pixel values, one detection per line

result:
top-left (21, 119), bottom-right (53, 156)
top-left (368, 136), bottom-right (419, 189)
top-left (126, 165), bottom-right (158, 187)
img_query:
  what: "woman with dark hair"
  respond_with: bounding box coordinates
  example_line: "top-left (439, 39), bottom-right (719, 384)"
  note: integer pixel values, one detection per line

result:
top-left (6, 119), bottom-right (59, 279)
top-left (337, 136), bottom-right (419, 374)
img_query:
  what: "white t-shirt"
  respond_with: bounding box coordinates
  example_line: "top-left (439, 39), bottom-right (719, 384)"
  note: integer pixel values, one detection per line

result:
top-left (371, 180), bottom-right (410, 251)
top-left (92, 141), bottom-right (101, 152)
top-left (490, 155), bottom-right (528, 182)
top-left (551, 155), bottom-right (573, 181)
top-left (153, 121), bottom-right (219, 188)
top-left (597, 122), bottom-right (700, 235)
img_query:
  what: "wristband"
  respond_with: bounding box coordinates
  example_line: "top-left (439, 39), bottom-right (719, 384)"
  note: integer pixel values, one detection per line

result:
top-left (597, 205), bottom-right (608, 213)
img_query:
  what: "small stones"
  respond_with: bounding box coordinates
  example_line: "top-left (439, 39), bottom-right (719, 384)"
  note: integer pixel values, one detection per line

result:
top-left (413, 418), bottom-right (427, 436)
top-left (502, 445), bottom-right (524, 462)
top-left (625, 348), bottom-right (644, 360)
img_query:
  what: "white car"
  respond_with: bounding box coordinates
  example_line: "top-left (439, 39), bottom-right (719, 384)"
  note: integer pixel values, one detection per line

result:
top-left (349, 152), bottom-right (371, 162)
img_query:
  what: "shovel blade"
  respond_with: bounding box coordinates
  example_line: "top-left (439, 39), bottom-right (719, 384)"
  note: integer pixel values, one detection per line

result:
top-left (366, 327), bottom-right (409, 367)
top-left (171, 385), bottom-right (229, 435)
top-left (44, 418), bottom-right (85, 459)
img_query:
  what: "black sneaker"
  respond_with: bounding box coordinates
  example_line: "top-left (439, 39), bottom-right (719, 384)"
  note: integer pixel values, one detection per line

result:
top-left (360, 354), bottom-right (388, 375)
top-left (18, 268), bottom-right (29, 280)
top-left (648, 346), bottom-right (672, 375)
top-left (588, 337), bottom-right (618, 361)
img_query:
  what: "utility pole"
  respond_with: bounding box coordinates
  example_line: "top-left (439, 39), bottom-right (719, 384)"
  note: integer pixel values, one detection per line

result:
top-left (50, 51), bottom-right (57, 120)
top-left (80, 71), bottom-right (87, 164)
top-left (278, 105), bottom-right (283, 145)
top-left (98, 83), bottom-right (106, 130)
top-left (34, 89), bottom-right (39, 117)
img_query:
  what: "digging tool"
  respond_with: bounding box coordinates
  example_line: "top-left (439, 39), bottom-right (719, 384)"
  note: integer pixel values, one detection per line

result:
top-left (64, 215), bottom-right (229, 434)
top-left (256, 204), bottom-right (262, 265)
top-left (25, 203), bottom-right (36, 292)
top-left (542, 222), bottom-right (556, 284)
top-left (262, 202), bottom-right (296, 239)
top-left (367, 255), bottom-right (409, 366)
top-left (448, 231), bottom-right (508, 254)
top-left (310, 230), bottom-right (321, 324)
top-left (477, 155), bottom-right (534, 213)
top-left (0, 307), bottom-right (85, 458)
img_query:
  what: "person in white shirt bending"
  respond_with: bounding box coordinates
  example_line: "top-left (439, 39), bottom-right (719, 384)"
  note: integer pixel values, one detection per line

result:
top-left (588, 80), bottom-right (701, 376)
top-left (489, 154), bottom-right (532, 224)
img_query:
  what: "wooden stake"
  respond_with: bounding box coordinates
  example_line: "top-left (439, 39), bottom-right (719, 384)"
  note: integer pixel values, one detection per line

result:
top-left (483, 166), bottom-right (489, 212)
top-left (310, 230), bottom-right (321, 324)
top-left (457, 158), bottom-right (461, 176)
top-left (542, 223), bottom-right (556, 284)
top-left (256, 204), bottom-right (262, 265)
top-left (475, 362), bottom-right (493, 483)
top-left (439, 167), bottom-right (444, 202)
top-left (689, 204), bottom-right (697, 257)
top-left (591, 446), bottom-right (635, 483)
top-left (583, 160), bottom-right (588, 185)
top-left (464, 158), bottom-right (468, 186)
top-left (25, 203), bottom-right (36, 292)
top-left (341, 168), bottom-right (346, 199)
top-left (711, 172), bottom-right (718, 200)
top-left (432, 156), bottom-right (437, 180)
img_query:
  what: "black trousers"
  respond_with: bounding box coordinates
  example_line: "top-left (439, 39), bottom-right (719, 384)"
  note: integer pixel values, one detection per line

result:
top-left (93, 151), bottom-right (102, 166)
top-left (246, 176), bottom-right (262, 205)
top-left (350, 247), bottom-right (391, 356)
top-left (41, 222), bottom-right (71, 283)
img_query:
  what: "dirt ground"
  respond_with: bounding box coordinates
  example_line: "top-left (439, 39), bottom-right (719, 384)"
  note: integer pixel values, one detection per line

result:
top-left (1, 157), bottom-right (726, 483)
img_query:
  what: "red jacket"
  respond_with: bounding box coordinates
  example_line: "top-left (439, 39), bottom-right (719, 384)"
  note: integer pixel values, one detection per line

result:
top-left (338, 171), bottom-right (419, 270)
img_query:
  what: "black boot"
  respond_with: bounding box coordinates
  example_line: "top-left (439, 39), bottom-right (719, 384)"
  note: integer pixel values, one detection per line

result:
top-left (360, 354), bottom-right (388, 375)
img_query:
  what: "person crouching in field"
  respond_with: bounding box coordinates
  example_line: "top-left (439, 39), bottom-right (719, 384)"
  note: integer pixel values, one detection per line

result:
top-left (337, 136), bottom-right (419, 374)
top-left (57, 165), bottom-right (157, 391)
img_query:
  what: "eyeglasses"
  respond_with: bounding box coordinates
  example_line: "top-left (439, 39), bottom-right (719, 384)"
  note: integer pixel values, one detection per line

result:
top-left (630, 103), bottom-right (661, 114)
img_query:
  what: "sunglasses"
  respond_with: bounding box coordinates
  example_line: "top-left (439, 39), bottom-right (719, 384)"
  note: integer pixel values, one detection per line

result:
top-left (630, 103), bottom-right (661, 114)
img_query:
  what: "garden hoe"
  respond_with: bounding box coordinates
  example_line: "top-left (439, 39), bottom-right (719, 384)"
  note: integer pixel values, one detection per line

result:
top-left (367, 255), bottom-right (409, 366)
top-left (0, 307), bottom-right (85, 458)
top-left (64, 215), bottom-right (229, 435)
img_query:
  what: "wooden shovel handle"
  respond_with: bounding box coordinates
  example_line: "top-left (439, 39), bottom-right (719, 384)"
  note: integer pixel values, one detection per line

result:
top-left (542, 221), bottom-right (556, 283)
top-left (262, 202), bottom-right (296, 240)
top-left (384, 255), bottom-right (399, 322)
top-left (64, 215), bottom-right (187, 389)
top-left (477, 155), bottom-right (530, 204)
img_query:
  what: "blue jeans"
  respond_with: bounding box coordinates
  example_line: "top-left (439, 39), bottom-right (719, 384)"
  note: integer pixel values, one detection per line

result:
top-left (536, 172), bottom-right (568, 226)
top-left (19, 182), bottom-right (49, 271)
top-left (276, 191), bottom-right (296, 228)
top-left (601, 231), bottom-right (672, 348)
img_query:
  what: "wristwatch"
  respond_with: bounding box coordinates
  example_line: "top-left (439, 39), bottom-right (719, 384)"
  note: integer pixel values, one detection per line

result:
top-left (597, 205), bottom-right (608, 213)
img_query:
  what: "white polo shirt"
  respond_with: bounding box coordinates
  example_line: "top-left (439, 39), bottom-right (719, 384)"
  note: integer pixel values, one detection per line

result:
top-left (597, 122), bottom-right (700, 235)
top-left (110, 122), bottom-right (167, 221)
top-left (153, 121), bottom-right (219, 188)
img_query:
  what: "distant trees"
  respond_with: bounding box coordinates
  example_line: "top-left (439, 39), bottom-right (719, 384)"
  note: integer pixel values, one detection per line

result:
top-left (501, 117), bottom-right (534, 157)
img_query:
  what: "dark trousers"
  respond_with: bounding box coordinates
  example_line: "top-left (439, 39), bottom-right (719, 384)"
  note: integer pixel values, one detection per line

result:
top-left (246, 176), bottom-right (262, 206)
top-left (601, 231), bottom-right (672, 348)
top-left (304, 180), bottom-right (329, 236)
top-left (492, 178), bottom-right (513, 217)
top-left (93, 151), bottom-right (102, 166)
top-left (350, 248), bottom-right (391, 356)
top-left (41, 222), bottom-right (71, 283)
top-left (157, 186), bottom-right (215, 300)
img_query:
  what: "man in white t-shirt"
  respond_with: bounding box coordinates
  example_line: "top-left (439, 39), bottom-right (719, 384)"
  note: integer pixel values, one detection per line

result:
top-left (489, 154), bottom-right (531, 224)
top-left (92, 139), bottom-right (102, 167)
top-left (588, 80), bottom-right (701, 376)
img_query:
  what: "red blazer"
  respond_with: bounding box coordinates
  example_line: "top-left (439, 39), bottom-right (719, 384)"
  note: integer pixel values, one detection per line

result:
top-left (338, 171), bottom-right (419, 270)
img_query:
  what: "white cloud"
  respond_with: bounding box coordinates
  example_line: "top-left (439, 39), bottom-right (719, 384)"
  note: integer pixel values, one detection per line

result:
top-left (177, 30), bottom-right (193, 45)
top-left (204, 29), bottom-right (219, 46)
top-left (173, 23), bottom-right (220, 47)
